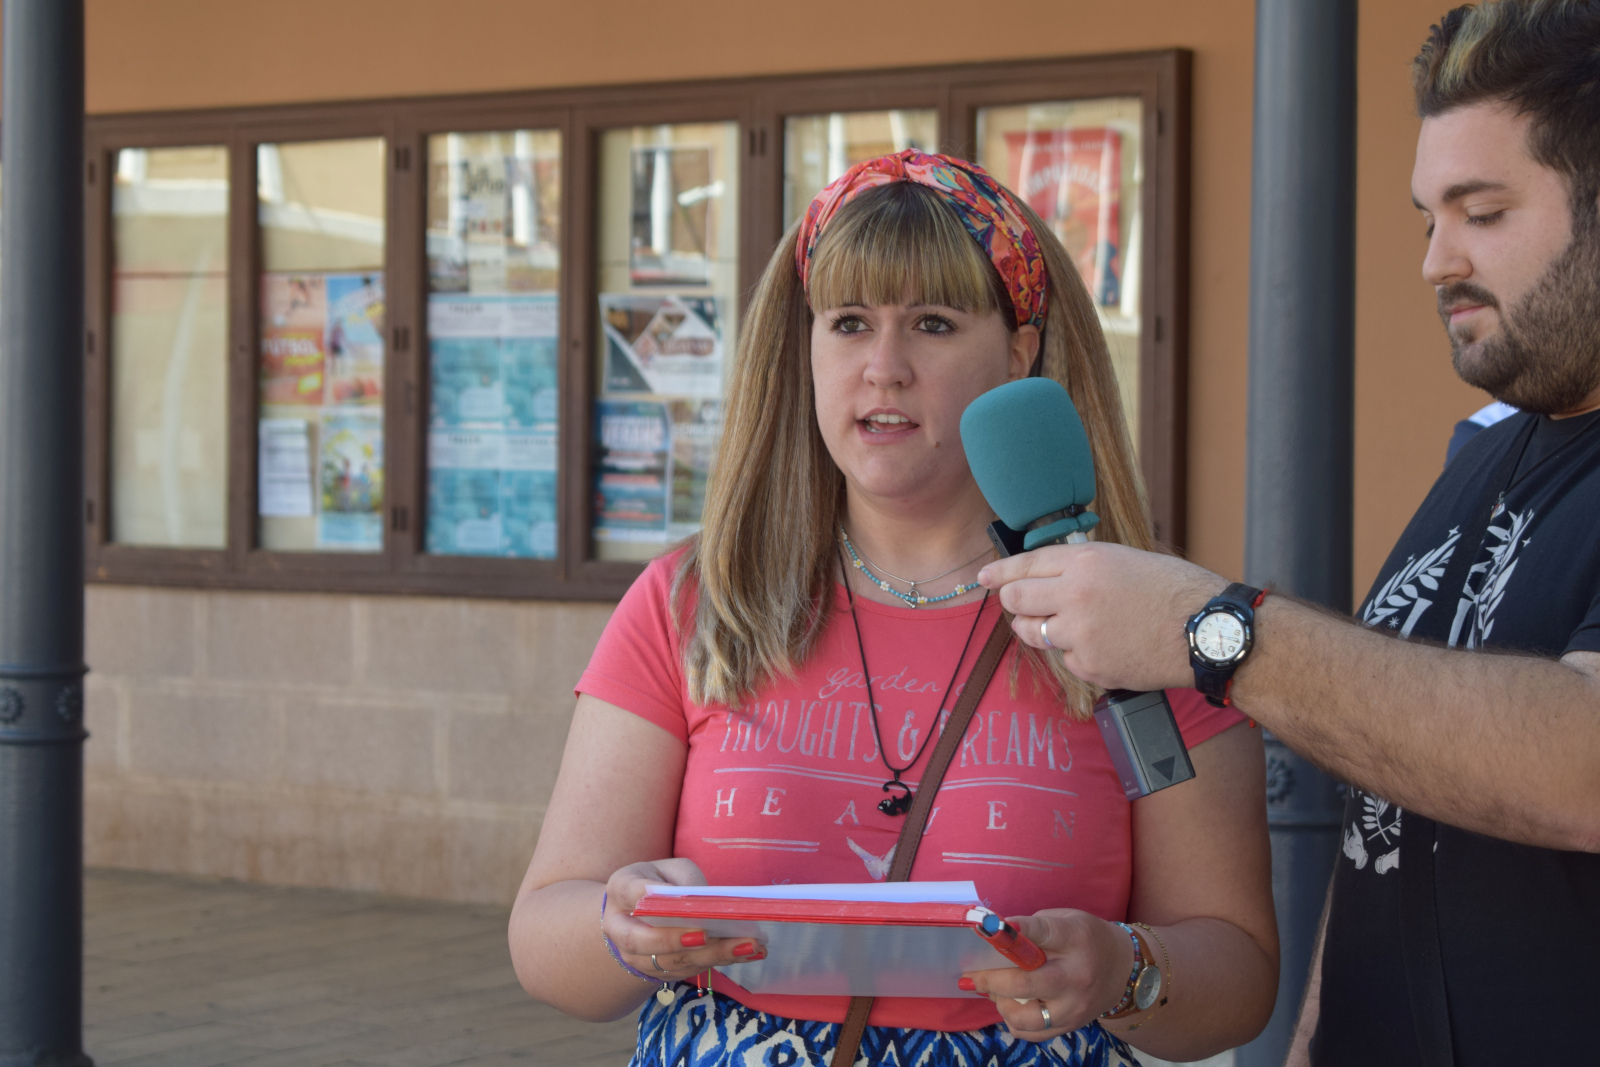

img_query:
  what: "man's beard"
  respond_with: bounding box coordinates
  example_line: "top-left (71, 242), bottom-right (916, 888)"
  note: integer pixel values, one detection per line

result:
top-left (1442, 218), bottom-right (1600, 415)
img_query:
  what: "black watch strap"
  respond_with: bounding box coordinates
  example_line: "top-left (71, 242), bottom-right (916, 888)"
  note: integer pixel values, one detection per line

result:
top-left (1190, 583), bottom-right (1265, 708)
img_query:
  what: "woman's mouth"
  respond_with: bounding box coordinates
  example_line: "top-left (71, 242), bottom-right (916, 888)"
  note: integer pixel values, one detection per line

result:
top-left (860, 412), bottom-right (919, 434)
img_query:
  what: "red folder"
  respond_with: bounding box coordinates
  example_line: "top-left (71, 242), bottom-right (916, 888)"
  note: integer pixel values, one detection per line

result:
top-left (633, 885), bottom-right (1030, 998)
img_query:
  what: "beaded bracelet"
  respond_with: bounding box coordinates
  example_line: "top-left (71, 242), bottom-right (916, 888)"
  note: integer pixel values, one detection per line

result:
top-left (600, 892), bottom-right (659, 984)
top-left (1121, 922), bottom-right (1172, 1033)
top-left (1098, 922), bottom-right (1144, 1018)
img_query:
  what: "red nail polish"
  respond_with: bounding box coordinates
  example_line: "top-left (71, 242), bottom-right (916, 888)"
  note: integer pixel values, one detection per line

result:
top-left (957, 977), bottom-right (976, 992)
top-left (680, 930), bottom-right (706, 948)
top-left (732, 942), bottom-right (757, 957)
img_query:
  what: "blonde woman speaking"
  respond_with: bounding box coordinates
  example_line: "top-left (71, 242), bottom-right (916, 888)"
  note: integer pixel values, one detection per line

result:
top-left (510, 151), bottom-right (1277, 1067)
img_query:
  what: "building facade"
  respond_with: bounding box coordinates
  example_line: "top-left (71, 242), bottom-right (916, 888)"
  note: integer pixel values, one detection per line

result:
top-left (74, 0), bottom-right (1480, 904)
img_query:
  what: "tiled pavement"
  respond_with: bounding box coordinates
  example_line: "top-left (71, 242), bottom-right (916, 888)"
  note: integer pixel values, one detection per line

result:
top-left (83, 867), bottom-right (1232, 1067)
top-left (84, 868), bottom-right (640, 1067)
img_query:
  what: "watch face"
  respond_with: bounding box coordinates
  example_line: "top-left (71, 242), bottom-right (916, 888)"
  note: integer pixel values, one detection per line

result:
top-left (1134, 964), bottom-right (1163, 1011)
top-left (1194, 610), bottom-right (1247, 664)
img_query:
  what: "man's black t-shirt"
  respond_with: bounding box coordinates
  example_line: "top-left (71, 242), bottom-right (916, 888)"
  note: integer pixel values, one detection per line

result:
top-left (1311, 408), bottom-right (1600, 1065)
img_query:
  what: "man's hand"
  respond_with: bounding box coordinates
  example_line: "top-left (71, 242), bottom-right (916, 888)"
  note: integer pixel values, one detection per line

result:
top-left (978, 542), bottom-right (1226, 692)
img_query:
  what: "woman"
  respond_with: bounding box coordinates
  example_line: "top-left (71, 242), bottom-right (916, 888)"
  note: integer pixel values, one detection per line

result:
top-left (510, 151), bottom-right (1276, 1066)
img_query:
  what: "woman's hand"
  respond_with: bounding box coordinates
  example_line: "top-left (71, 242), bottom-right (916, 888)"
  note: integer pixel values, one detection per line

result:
top-left (958, 910), bottom-right (1135, 1042)
top-left (602, 859), bottom-right (767, 981)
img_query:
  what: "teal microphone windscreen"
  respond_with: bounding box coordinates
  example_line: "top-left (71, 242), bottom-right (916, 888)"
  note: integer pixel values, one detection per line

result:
top-left (959, 378), bottom-right (1098, 550)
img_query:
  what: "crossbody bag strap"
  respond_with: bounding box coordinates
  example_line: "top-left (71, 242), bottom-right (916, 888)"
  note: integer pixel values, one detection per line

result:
top-left (833, 610), bottom-right (1014, 1066)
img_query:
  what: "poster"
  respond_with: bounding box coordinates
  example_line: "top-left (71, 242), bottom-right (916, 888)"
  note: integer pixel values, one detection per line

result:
top-left (428, 294), bottom-right (558, 429)
top-left (260, 274), bottom-right (327, 405)
top-left (424, 293), bottom-right (560, 558)
top-left (1002, 128), bottom-right (1123, 307)
top-left (257, 418), bottom-right (314, 517)
top-left (324, 274), bottom-right (385, 406)
top-left (593, 399), bottom-right (670, 543)
top-left (599, 294), bottom-right (723, 398)
top-left (316, 412), bottom-right (383, 550)
top-left (629, 145), bottom-right (715, 286)
top-left (668, 399), bottom-right (720, 537)
top-left (426, 468), bottom-right (557, 558)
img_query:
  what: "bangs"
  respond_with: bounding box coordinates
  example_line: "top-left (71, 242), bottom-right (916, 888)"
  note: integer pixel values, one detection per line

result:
top-left (806, 182), bottom-right (1011, 325)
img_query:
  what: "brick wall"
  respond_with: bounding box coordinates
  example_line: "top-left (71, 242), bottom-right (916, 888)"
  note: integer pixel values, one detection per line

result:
top-left (84, 585), bottom-right (613, 905)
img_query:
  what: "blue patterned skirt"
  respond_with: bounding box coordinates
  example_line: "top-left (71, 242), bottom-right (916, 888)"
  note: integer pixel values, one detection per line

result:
top-left (629, 984), bottom-right (1142, 1067)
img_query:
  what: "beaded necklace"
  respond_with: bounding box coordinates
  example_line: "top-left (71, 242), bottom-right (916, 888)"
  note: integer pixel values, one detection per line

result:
top-left (838, 527), bottom-right (988, 608)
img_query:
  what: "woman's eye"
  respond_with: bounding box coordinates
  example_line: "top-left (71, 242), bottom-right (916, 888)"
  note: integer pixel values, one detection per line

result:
top-left (830, 315), bottom-right (867, 334)
top-left (916, 315), bottom-right (955, 334)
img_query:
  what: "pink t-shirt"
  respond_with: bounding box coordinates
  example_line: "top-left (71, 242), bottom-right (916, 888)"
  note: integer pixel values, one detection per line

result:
top-left (576, 551), bottom-right (1243, 1031)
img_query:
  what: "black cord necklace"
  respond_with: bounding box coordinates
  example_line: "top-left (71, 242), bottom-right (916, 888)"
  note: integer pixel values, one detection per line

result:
top-left (837, 543), bottom-right (991, 816)
top-left (1491, 409), bottom-right (1600, 518)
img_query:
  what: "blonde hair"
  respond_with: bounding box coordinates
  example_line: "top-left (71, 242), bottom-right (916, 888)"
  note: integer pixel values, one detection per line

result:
top-left (674, 181), bottom-right (1152, 719)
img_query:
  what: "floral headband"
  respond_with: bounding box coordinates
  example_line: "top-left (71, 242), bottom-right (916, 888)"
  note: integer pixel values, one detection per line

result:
top-left (795, 149), bottom-right (1048, 329)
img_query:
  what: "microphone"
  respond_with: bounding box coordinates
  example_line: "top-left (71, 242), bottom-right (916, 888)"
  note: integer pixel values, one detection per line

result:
top-left (960, 378), bottom-right (1195, 798)
top-left (959, 378), bottom-right (1099, 555)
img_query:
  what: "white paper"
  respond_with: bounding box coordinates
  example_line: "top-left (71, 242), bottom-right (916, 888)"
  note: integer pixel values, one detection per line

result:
top-left (257, 418), bottom-right (314, 517)
top-left (643, 881), bottom-right (979, 904)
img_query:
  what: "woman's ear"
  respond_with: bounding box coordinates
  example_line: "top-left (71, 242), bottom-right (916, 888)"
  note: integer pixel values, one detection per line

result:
top-left (1009, 324), bottom-right (1041, 380)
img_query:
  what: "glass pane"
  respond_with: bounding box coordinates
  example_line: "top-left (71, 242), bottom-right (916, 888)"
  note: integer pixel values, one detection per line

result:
top-left (257, 137), bottom-right (386, 553)
top-left (783, 109), bottom-right (939, 226)
top-left (592, 122), bottom-right (739, 562)
top-left (977, 99), bottom-right (1143, 449)
top-left (424, 129), bottom-right (561, 559)
top-left (110, 146), bottom-right (229, 548)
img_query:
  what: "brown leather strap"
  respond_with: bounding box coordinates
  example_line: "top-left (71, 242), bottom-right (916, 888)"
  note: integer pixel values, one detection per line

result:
top-left (832, 611), bottom-right (1014, 1066)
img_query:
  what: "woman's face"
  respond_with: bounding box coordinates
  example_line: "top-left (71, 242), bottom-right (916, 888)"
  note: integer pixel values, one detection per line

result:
top-left (810, 301), bottom-right (1038, 512)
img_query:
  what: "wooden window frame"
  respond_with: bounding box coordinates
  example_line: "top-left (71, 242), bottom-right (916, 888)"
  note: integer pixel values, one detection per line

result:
top-left (84, 50), bottom-right (1190, 602)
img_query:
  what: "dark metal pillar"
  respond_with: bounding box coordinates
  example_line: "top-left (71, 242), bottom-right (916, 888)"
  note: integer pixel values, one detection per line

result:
top-left (1235, 0), bottom-right (1357, 1063)
top-left (0, 1), bottom-right (92, 1065)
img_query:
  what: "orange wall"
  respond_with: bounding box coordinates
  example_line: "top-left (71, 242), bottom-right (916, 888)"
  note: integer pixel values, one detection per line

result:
top-left (81, 0), bottom-right (1485, 599)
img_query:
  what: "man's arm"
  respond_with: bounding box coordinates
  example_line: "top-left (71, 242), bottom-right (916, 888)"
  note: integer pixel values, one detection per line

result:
top-left (1234, 597), bottom-right (1600, 851)
top-left (978, 543), bottom-right (1600, 852)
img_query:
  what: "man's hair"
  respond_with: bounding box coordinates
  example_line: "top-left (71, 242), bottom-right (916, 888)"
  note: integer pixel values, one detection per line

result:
top-left (1414, 0), bottom-right (1600, 220)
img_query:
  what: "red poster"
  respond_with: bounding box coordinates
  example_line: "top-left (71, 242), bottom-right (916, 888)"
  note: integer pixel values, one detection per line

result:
top-left (260, 274), bottom-right (327, 406)
top-left (1003, 128), bottom-right (1122, 307)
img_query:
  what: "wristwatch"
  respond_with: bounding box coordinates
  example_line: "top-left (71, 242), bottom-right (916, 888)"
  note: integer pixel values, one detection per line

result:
top-left (1102, 923), bottom-right (1163, 1019)
top-left (1186, 582), bottom-right (1266, 708)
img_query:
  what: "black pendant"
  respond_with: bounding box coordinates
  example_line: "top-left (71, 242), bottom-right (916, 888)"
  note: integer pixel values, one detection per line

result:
top-left (878, 779), bottom-right (913, 817)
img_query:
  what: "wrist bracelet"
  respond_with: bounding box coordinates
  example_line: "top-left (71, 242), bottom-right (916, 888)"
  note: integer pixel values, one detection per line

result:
top-left (600, 892), bottom-right (659, 984)
top-left (1121, 923), bottom-right (1173, 1033)
top-left (1098, 921), bottom-right (1144, 1019)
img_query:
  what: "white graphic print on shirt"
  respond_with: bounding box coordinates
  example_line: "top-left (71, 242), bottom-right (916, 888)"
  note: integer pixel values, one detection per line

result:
top-left (1347, 508), bottom-right (1534, 875)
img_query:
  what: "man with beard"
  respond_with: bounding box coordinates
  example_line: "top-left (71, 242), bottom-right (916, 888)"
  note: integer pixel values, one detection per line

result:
top-left (973, 2), bottom-right (1600, 1063)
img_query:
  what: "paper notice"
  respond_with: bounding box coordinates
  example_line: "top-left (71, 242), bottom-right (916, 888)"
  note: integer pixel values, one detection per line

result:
top-left (257, 418), bottom-right (314, 517)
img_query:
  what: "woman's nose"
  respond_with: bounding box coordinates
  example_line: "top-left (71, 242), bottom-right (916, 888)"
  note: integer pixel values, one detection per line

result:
top-left (862, 330), bottom-right (914, 389)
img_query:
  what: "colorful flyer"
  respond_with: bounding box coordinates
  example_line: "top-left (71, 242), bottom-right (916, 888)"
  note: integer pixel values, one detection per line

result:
top-left (426, 468), bottom-right (505, 555)
top-left (599, 294), bottom-right (723, 398)
top-left (501, 470), bottom-right (558, 558)
top-left (425, 293), bottom-right (561, 558)
top-left (1002, 127), bottom-right (1123, 307)
top-left (593, 398), bottom-right (670, 543)
top-left (260, 274), bottom-right (327, 405)
top-left (668, 399), bottom-right (720, 538)
top-left (324, 274), bottom-right (385, 406)
top-left (317, 412), bottom-right (383, 550)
